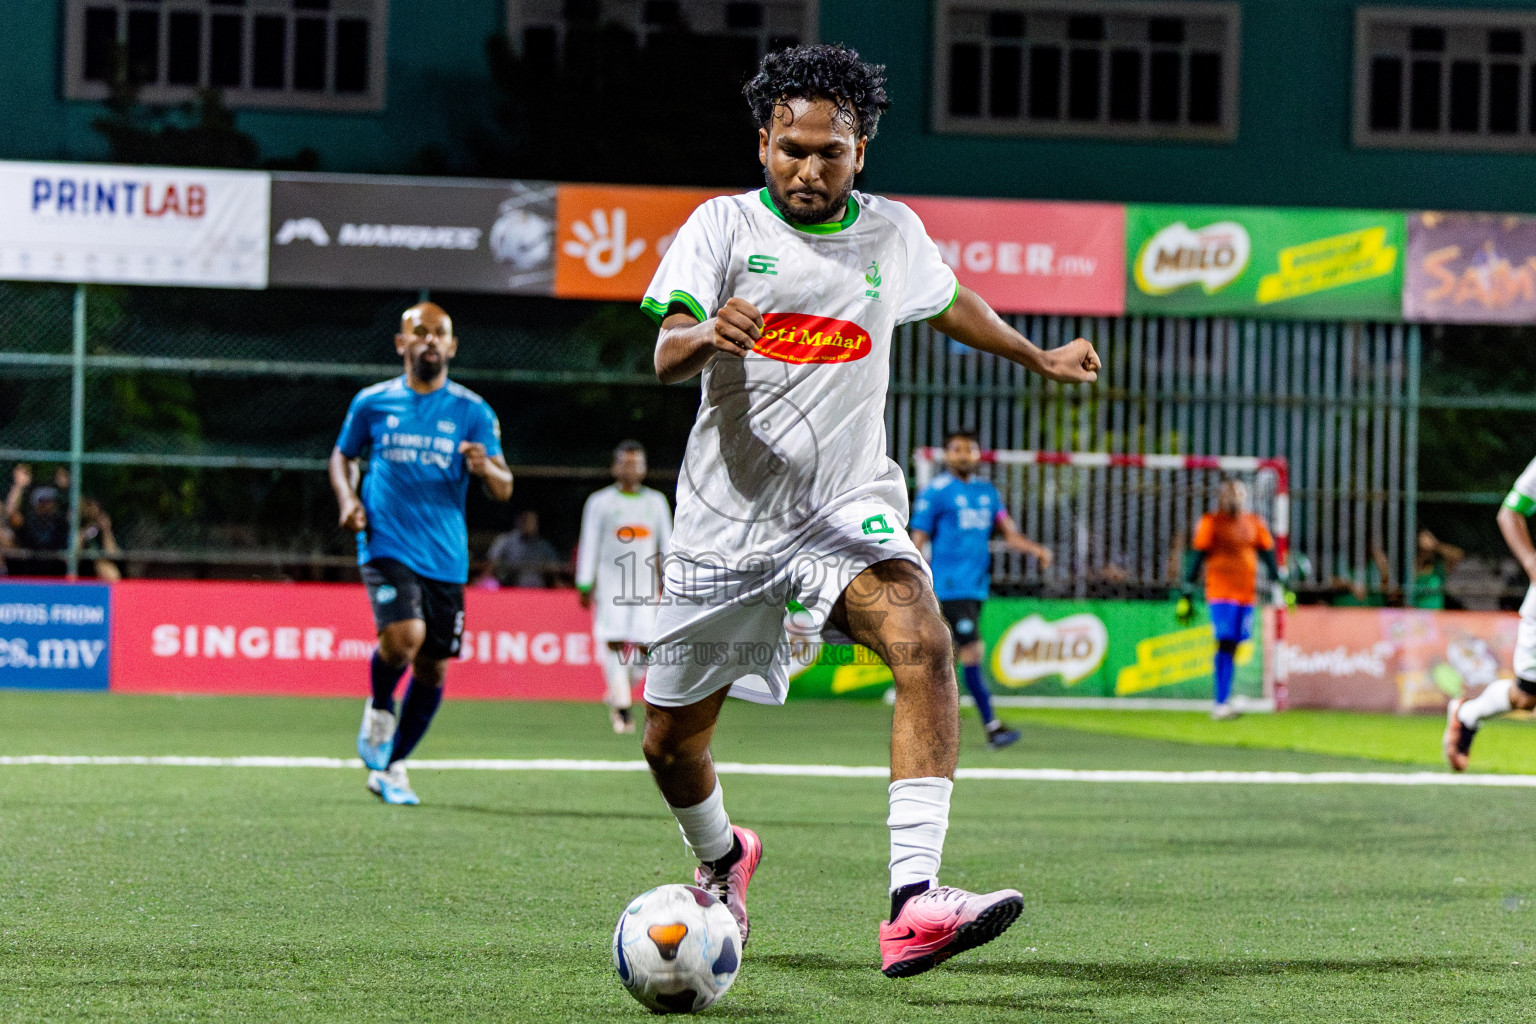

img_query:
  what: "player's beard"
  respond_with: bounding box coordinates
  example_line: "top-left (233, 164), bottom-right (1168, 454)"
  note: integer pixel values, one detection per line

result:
top-left (764, 169), bottom-right (854, 227)
top-left (410, 351), bottom-right (445, 383)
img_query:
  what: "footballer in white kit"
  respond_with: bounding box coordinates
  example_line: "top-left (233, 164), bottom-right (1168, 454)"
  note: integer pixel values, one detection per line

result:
top-left (576, 440), bottom-right (672, 733)
top-left (637, 44), bottom-right (1100, 979)
top-left (1444, 454), bottom-right (1536, 769)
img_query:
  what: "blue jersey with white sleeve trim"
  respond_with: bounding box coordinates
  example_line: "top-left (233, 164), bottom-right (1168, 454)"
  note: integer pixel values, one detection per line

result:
top-left (335, 376), bottom-right (502, 584)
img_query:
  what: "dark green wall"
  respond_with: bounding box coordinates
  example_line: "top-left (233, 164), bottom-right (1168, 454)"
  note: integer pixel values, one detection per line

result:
top-left (5, 0), bottom-right (1536, 209)
top-left (0, 0), bottom-right (503, 172)
top-left (829, 0), bottom-right (1536, 212)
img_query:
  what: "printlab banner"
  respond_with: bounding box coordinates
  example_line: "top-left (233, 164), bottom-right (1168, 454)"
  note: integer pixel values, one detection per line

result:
top-left (110, 579), bottom-right (606, 700)
top-left (1273, 606), bottom-right (1516, 713)
top-left (0, 581), bottom-right (111, 691)
top-left (0, 161), bottom-right (269, 287)
top-left (1403, 211), bottom-right (1536, 324)
top-left (1126, 204), bottom-right (1404, 319)
top-left (786, 598), bottom-right (1263, 701)
top-left (268, 174), bottom-right (557, 293)
top-left (898, 196), bottom-right (1126, 315)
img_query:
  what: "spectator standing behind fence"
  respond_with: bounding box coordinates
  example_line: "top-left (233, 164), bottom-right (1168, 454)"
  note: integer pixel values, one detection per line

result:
top-left (1178, 478), bottom-right (1282, 721)
top-left (5, 464), bottom-right (68, 577)
top-left (486, 510), bottom-right (562, 588)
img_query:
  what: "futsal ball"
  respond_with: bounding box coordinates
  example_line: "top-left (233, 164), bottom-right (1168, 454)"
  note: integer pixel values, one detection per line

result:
top-left (612, 883), bottom-right (740, 1014)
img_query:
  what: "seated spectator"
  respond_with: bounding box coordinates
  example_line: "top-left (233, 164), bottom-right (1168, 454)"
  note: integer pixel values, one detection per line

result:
top-left (487, 510), bottom-right (562, 588)
top-left (79, 497), bottom-right (122, 582)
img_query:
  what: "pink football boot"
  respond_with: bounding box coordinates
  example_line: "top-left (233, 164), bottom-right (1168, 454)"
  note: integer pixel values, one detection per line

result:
top-left (879, 885), bottom-right (1024, 978)
top-left (694, 826), bottom-right (763, 948)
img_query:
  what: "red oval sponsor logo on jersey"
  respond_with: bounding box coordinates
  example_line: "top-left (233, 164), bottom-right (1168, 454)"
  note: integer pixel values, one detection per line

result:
top-left (754, 313), bottom-right (873, 365)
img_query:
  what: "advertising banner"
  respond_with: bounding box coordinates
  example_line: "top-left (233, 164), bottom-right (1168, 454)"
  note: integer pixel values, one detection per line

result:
top-left (786, 597), bottom-right (1264, 701)
top-left (1403, 211), bottom-right (1536, 324)
top-left (0, 581), bottom-right (111, 691)
top-left (1125, 204), bottom-right (1404, 319)
top-left (1273, 606), bottom-right (1516, 713)
top-left (554, 184), bottom-right (735, 301)
top-left (898, 197), bottom-right (1126, 315)
top-left (268, 174), bottom-right (557, 293)
top-left (0, 160), bottom-right (269, 288)
top-left (110, 580), bottom-right (606, 701)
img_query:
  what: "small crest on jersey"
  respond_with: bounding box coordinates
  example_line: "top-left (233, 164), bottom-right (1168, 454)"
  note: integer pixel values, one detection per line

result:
top-left (386, 415), bottom-right (400, 428)
top-left (861, 513), bottom-right (894, 536)
top-left (755, 313), bottom-right (873, 365)
top-left (437, 420), bottom-right (456, 434)
top-left (864, 260), bottom-right (882, 300)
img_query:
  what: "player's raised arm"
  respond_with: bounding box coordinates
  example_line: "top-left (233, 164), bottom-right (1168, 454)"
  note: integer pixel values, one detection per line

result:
top-left (653, 297), bottom-right (764, 384)
top-left (928, 286), bottom-right (1101, 384)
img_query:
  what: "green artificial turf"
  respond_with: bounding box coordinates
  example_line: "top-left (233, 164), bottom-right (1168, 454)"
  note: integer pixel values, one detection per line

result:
top-left (1000, 706), bottom-right (1536, 775)
top-left (1, 692), bottom-right (1534, 1022)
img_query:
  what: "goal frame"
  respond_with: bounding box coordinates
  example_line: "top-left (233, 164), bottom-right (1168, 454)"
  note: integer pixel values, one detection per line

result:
top-left (912, 448), bottom-right (1290, 571)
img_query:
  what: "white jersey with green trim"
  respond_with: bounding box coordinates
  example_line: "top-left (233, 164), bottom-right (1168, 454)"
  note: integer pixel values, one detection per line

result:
top-left (642, 188), bottom-right (958, 564)
top-left (1506, 457), bottom-right (1536, 516)
top-left (575, 483), bottom-right (673, 604)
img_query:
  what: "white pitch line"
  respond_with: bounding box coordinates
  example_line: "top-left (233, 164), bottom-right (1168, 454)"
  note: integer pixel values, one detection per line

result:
top-left (0, 755), bottom-right (1533, 787)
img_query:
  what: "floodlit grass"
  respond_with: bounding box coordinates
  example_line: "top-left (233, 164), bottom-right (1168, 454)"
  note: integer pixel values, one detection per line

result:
top-left (0, 692), bottom-right (1533, 1022)
top-left (1001, 706), bottom-right (1536, 775)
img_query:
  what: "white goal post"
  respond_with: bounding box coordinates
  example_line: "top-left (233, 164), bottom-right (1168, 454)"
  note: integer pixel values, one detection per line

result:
top-left (911, 448), bottom-right (1291, 596)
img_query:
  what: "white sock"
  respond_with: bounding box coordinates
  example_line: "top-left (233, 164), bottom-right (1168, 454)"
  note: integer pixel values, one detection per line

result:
top-left (1459, 679), bottom-right (1514, 728)
top-left (601, 644), bottom-right (632, 710)
top-left (888, 777), bottom-right (952, 892)
top-left (667, 781), bottom-right (734, 863)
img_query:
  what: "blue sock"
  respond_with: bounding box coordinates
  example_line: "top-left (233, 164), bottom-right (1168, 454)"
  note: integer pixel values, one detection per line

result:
top-left (390, 681), bottom-right (443, 764)
top-left (1214, 646), bottom-right (1235, 705)
top-left (370, 652), bottom-right (408, 712)
top-left (962, 664), bottom-right (996, 727)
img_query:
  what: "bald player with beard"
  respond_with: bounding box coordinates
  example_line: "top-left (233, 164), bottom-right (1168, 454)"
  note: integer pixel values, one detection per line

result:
top-left (331, 303), bottom-right (513, 805)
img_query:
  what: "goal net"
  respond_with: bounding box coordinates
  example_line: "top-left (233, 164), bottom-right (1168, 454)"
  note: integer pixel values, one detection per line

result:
top-left (911, 448), bottom-right (1290, 599)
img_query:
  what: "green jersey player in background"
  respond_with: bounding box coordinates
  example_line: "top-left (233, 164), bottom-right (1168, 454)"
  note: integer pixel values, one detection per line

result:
top-left (1444, 455), bottom-right (1536, 770)
top-left (638, 44), bottom-right (1100, 977)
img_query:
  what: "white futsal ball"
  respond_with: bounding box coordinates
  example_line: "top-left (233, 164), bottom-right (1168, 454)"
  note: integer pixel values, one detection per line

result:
top-left (612, 883), bottom-right (741, 1014)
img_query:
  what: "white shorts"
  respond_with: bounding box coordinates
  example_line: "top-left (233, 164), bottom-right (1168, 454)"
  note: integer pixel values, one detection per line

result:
top-left (1515, 584), bottom-right (1536, 681)
top-left (643, 498), bottom-right (928, 708)
top-left (592, 598), bottom-right (659, 647)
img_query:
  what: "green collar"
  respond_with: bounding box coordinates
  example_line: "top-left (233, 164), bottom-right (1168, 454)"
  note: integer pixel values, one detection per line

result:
top-left (758, 188), bottom-right (859, 234)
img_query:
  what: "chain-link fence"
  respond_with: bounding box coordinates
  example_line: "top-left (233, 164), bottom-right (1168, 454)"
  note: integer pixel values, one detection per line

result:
top-left (0, 280), bottom-right (1426, 600)
top-left (0, 282), bottom-right (688, 580)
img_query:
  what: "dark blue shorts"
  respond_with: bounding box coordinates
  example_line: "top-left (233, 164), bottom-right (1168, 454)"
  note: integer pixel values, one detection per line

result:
top-left (1209, 600), bottom-right (1254, 645)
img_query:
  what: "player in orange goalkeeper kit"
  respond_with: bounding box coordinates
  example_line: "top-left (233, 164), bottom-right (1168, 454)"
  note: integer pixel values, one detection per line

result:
top-left (1180, 479), bottom-right (1281, 720)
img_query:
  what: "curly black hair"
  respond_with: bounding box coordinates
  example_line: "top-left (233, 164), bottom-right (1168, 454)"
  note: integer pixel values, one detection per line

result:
top-left (743, 44), bottom-right (891, 141)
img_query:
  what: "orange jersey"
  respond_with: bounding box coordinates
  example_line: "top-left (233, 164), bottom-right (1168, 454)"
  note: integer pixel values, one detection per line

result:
top-left (1192, 511), bottom-right (1274, 605)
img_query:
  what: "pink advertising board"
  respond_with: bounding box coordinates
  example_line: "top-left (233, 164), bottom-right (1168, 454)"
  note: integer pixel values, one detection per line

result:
top-left (898, 196), bottom-right (1126, 316)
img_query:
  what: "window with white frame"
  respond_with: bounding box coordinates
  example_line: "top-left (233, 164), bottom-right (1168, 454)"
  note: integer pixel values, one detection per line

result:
top-left (507, 0), bottom-right (815, 65)
top-left (63, 0), bottom-right (389, 111)
top-left (933, 1), bottom-right (1240, 141)
top-left (1356, 6), bottom-right (1536, 152)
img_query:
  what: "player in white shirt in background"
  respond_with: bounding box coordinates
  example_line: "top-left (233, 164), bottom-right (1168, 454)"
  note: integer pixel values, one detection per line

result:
top-left (576, 440), bottom-right (673, 734)
top-left (1444, 454), bottom-right (1536, 769)
top-left (638, 44), bottom-right (1100, 977)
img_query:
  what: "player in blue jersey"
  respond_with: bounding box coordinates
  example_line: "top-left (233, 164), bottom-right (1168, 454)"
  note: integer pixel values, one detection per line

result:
top-left (910, 430), bottom-right (1053, 749)
top-left (329, 302), bottom-right (513, 805)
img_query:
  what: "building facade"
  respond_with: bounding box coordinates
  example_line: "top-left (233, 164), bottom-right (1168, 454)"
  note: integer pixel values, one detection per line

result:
top-left (2, 1), bottom-right (1533, 211)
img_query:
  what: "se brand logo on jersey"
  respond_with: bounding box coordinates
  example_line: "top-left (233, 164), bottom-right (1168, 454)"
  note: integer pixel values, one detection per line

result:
top-left (747, 254), bottom-right (779, 275)
top-left (754, 313), bottom-right (873, 365)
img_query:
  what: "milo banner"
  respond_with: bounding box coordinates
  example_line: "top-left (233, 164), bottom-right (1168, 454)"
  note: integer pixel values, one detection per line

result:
top-left (787, 598), bottom-right (1263, 701)
top-left (1126, 204), bottom-right (1404, 319)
